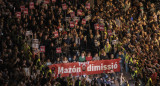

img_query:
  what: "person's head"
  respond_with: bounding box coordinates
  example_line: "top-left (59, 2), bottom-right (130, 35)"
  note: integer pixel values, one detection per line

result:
top-left (90, 34), bottom-right (93, 38)
top-left (106, 41), bottom-right (109, 46)
top-left (95, 53), bottom-right (98, 57)
top-left (57, 58), bottom-right (60, 61)
top-left (64, 42), bottom-right (67, 46)
top-left (47, 59), bottom-right (50, 62)
top-left (73, 55), bottom-right (77, 59)
top-left (132, 53), bottom-right (135, 58)
top-left (58, 8), bottom-right (62, 12)
top-left (118, 51), bottom-right (122, 55)
top-left (64, 57), bottom-right (68, 61)
top-left (40, 20), bottom-right (43, 25)
top-left (114, 47), bottom-right (117, 51)
top-left (89, 29), bottom-right (92, 34)
top-left (73, 43), bottom-right (76, 47)
top-left (81, 53), bottom-right (85, 57)
top-left (79, 76), bottom-right (81, 80)
top-left (51, 42), bottom-right (54, 47)
top-left (44, 35), bottom-right (48, 40)
top-left (111, 54), bottom-right (114, 59)
top-left (87, 52), bottom-right (91, 56)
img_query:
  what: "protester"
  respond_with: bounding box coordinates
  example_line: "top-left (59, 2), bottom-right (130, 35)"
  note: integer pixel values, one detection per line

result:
top-left (79, 52), bottom-right (86, 62)
top-left (85, 52), bottom-right (92, 61)
top-left (93, 53), bottom-right (100, 61)
top-left (0, 0), bottom-right (159, 86)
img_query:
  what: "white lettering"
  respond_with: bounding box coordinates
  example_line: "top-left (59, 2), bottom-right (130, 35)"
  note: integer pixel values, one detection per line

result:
top-left (108, 65), bottom-right (111, 70)
top-left (111, 63), bottom-right (114, 69)
top-left (57, 61), bottom-right (119, 75)
top-left (58, 67), bottom-right (63, 74)
top-left (87, 65), bottom-right (91, 71)
top-left (92, 64), bottom-right (94, 71)
top-left (77, 67), bottom-right (81, 72)
top-left (68, 68), bottom-right (72, 73)
top-left (72, 66), bottom-right (76, 73)
top-left (103, 65), bottom-right (107, 70)
top-left (64, 68), bottom-right (68, 73)
top-left (114, 62), bottom-right (118, 69)
top-left (101, 64), bottom-right (103, 70)
top-left (94, 66), bottom-right (101, 71)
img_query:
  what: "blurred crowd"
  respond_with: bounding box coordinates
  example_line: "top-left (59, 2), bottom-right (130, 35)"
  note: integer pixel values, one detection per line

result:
top-left (0, 0), bottom-right (160, 86)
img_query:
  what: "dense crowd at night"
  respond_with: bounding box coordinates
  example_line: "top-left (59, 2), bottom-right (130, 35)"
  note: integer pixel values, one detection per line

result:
top-left (0, 0), bottom-right (159, 86)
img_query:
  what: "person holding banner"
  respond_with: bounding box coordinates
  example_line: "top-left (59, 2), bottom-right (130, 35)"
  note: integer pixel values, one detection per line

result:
top-left (63, 57), bottom-right (68, 63)
top-left (93, 53), bottom-right (100, 61)
top-left (71, 55), bottom-right (78, 62)
top-left (79, 52), bottom-right (86, 62)
top-left (0, 0), bottom-right (160, 86)
top-left (55, 57), bottom-right (62, 64)
top-left (86, 52), bottom-right (93, 61)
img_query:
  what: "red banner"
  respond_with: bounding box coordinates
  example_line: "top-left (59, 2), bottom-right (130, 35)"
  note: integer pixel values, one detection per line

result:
top-left (56, 47), bottom-right (62, 53)
top-left (52, 0), bottom-right (56, 2)
top-left (94, 23), bottom-right (99, 30)
top-left (44, 0), bottom-right (50, 4)
top-left (107, 30), bottom-right (112, 36)
top-left (75, 20), bottom-right (78, 26)
top-left (53, 31), bottom-right (59, 38)
top-left (29, 2), bottom-right (34, 9)
top-left (70, 12), bottom-right (75, 18)
top-left (77, 9), bottom-right (82, 16)
top-left (99, 24), bottom-right (104, 31)
top-left (20, 5), bottom-right (25, 12)
top-left (40, 46), bottom-right (45, 52)
top-left (24, 8), bottom-right (28, 15)
top-left (16, 12), bottom-right (21, 19)
top-left (82, 19), bottom-right (86, 25)
top-left (86, 3), bottom-right (90, 9)
top-left (62, 3), bottom-right (67, 10)
top-left (48, 59), bottom-right (120, 78)
top-left (70, 21), bottom-right (74, 28)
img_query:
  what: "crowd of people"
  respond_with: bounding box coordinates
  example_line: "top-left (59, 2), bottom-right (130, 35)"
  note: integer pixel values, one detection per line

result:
top-left (0, 0), bottom-right (160, 86)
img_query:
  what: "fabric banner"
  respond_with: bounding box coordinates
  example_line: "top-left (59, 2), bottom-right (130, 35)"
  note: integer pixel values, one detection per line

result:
top-left (86, 3), bottom-right (90, 9)
top-left (82, 19), bottom-right (86, 25)
top-left (20, 5), bottom-right (25, 12)
top-left (77, 9), bottom-right (82, 16)
top-left (29, 2), bottom-right (34, 9)
top-left (48, 59), bottom-right (120, 78)
top-left (44, 0), bottom-right (50, 4)
top-left (52, 0), bottom-right (56, 2)
top-left (23, 68), bottom-right (30, 76)
top-left (32, 39), bottom-right (39, 49)
top-left (99, 24), bottom-right (104, 31)
top-left (24, 8), bottom-right (28, 15)
top-left (62, 3), bottom-right (67, 10)
top-left (65, 17), bottom-right (70, 21)
top-left (75, 20), bottom-right (78, 26)
top-left (56, 47), bottom-right (62, 53)
top-left (70, 12), bottom-right (75, 18)
top-left (73, 17), bottom-right (80, 22)
top-left (40, 46), bottom-right (45, 52)
top-left (70, 21), bottom-right (74, 28)
top-left (107, 30), bottom-right (112, 36)
top-left (16, 12), bottom-right (21, 19)
top-left (85, 15), bottom-right (91, 21)
top-left (26, 30), bottom-right (32, 36)
top-left (94, 23), bottom-right (99, 30)
top-left (53, 31), bottom-right (59, 38)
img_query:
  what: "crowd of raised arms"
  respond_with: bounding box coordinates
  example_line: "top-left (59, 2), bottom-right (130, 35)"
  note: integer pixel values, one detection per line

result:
top-left (0, 0), bottom-right (159, 86)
